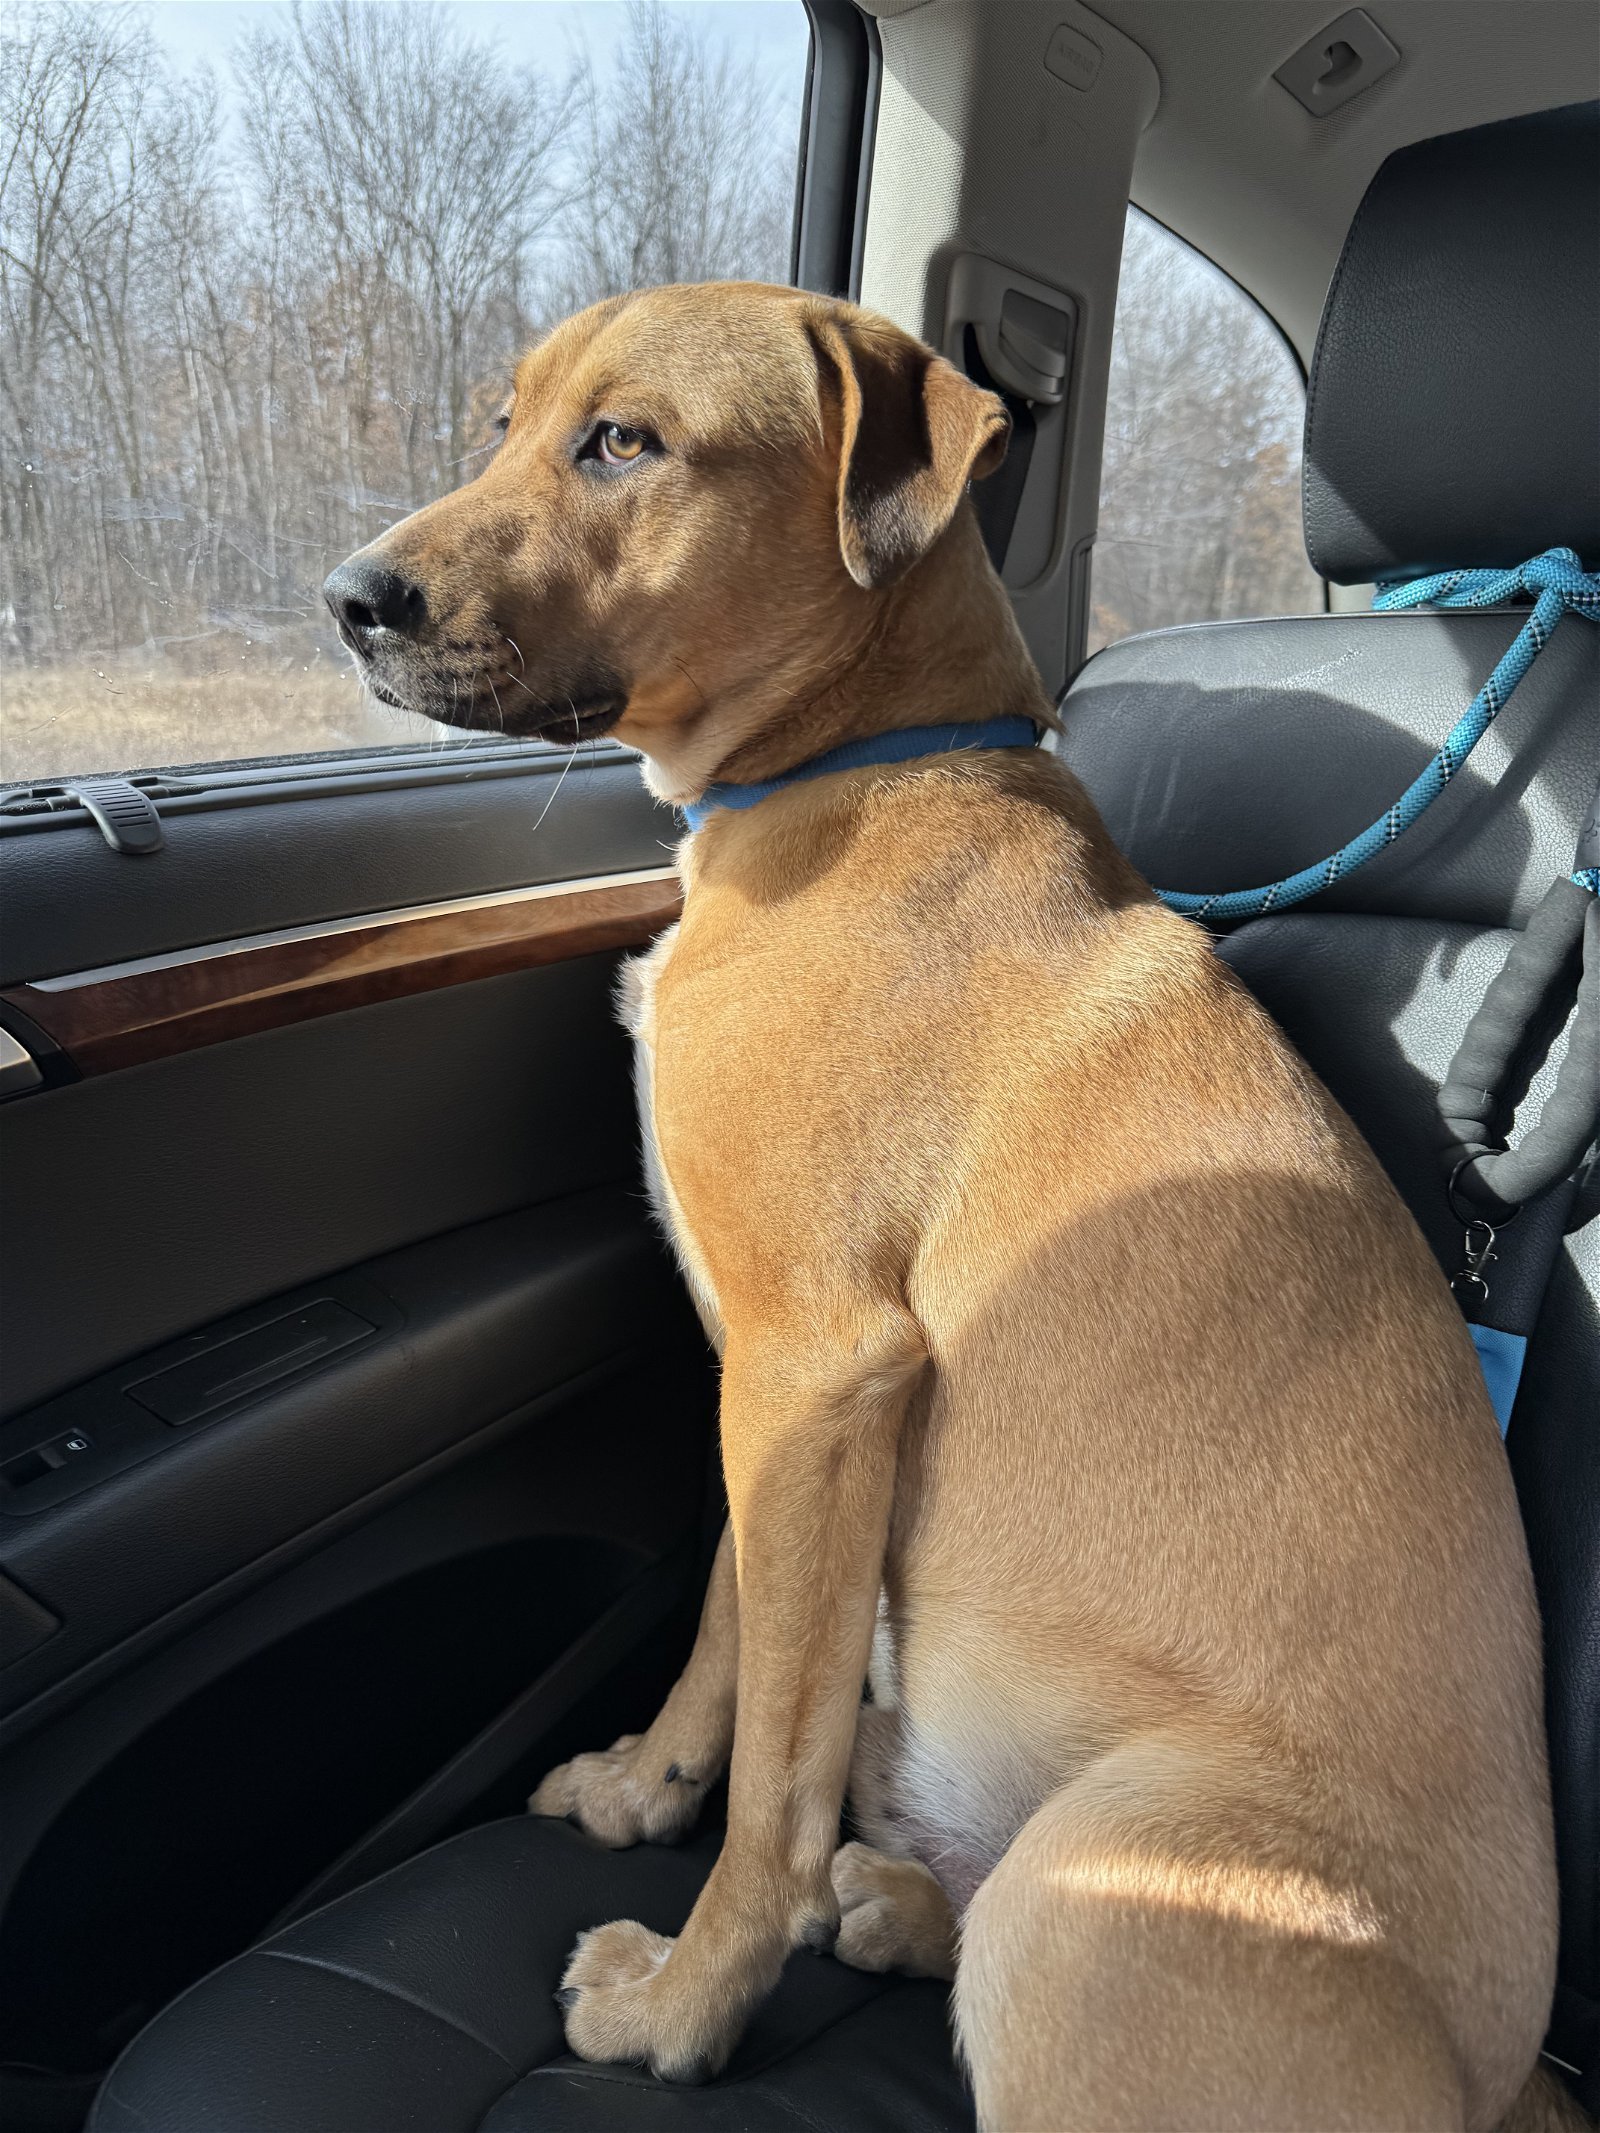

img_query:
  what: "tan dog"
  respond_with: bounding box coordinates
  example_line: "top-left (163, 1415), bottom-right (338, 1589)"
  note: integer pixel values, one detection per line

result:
top-left (327, 284), bottom-right (1567, 2131)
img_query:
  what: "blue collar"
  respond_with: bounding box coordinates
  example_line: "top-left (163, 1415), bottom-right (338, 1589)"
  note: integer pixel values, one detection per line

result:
top-left (680, 714), bottom-right (1041, 832)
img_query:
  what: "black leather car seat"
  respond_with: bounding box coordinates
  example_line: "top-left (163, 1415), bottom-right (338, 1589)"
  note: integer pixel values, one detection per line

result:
top-left (91, 100), bottom-right (1598, 2132)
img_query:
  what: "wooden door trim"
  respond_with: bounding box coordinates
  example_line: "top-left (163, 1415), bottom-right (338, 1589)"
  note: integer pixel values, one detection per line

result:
top-left (3, 868), bottom-right (682, 1076)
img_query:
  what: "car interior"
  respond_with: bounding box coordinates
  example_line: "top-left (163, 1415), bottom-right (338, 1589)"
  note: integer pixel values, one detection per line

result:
top-left (0, 3), bottom-right (1595, 2128)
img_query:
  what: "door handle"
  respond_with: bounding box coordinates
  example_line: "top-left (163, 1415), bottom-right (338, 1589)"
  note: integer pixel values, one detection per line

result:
top-left (0, 1025), bottom-right (43, 1100)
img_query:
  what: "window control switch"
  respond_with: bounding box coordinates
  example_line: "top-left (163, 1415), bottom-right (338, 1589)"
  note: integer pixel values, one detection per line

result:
top-left (40, 1431), bottom-right (93, 1467)
top-left (0, 1431), bottom-right (92, 1497)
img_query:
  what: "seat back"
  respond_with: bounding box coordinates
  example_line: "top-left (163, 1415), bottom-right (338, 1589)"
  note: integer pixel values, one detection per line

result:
top-left (1056, 99), bottom-right (1600, 2106)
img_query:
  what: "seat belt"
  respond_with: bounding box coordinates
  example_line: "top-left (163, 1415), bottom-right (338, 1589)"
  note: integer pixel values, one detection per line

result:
top-left (1441, 778), bottom-right (1600, 1433)
top-left (962, 326), bottom-right (1037, 575)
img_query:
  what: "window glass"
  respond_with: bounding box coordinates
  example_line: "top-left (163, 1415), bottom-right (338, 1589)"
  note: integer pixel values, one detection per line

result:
top-left (0, 0), bottom-right (811, 782)
top-left (1088, 209), bottom-right (1323, 656)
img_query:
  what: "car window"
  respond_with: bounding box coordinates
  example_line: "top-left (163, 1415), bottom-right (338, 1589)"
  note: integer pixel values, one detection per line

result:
top-left (1088, 208), bottom-right (1324, 656)
top-left (0, 0), bottom-right (811, 784)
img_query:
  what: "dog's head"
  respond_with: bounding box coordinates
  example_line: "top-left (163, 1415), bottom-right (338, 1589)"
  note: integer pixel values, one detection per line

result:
top-left (322, 284), bottom-right (1009, 799)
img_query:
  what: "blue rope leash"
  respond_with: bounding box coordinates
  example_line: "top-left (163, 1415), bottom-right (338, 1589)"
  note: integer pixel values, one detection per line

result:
top-left (1154, 546), bottom-right (1600, 921)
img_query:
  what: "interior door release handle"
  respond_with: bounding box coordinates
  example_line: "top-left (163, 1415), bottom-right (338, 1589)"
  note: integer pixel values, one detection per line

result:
top-left (0, 1026), bottom-right (43, 1100)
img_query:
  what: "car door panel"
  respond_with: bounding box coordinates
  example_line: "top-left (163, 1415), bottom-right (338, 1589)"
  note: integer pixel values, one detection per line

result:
top-left (0, 7), bottom-right (874, 2117)
top-left (1, 869), bottom-right (680, 1079)
top-left (0, 757), bottom-right (719, 2129)
top-left (2, 956), bottom-right (645, 1418)
top-left (0, 1372), bottom-right (710, 2092)
top-left (0, 1187), bottom-right (696, 1723)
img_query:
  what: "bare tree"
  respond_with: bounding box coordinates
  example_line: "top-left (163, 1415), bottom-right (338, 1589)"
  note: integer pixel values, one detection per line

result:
top-left (240, 2), bottom-right (576, 486)
top-left (2, 4), bottom-right (170, 657)
top-left (2, 0), bottom-right (807, 778)
top-left (3, 11), bottom-right (1310, 783)
top-left (559, 0), bottom-right (795, 308)
top-left (1089, 211), bottom-right (1320, 651)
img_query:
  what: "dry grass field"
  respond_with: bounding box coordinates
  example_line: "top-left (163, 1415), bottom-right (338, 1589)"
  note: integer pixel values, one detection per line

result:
top-left (1, 654), bottom-right (454, 784)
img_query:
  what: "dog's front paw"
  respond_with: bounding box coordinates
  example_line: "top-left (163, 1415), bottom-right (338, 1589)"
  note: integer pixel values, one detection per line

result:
top-left (557, 1920), bottom-right (724, 2082)
top-left (529, 1734), bottom-right (709, 1848)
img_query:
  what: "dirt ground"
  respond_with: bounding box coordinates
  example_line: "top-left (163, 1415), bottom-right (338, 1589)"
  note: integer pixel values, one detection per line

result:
top-left (1, 652), bottom-right (453, 783)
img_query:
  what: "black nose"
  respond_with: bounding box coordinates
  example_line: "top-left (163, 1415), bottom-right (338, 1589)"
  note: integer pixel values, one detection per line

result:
top-left (323, 557), bottom-right (427, 645)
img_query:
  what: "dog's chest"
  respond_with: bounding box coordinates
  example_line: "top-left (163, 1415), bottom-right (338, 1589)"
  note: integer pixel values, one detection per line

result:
top-left (618, 930), bottom-right (724, 1348)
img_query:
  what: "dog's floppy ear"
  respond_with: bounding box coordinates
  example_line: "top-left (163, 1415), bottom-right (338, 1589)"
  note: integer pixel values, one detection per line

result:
top-left (810, 314), bottom-right (1010, 590)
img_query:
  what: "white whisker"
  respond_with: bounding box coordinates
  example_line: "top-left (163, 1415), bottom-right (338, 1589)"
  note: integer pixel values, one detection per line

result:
top-left (529, 735), bottom-right (578, 838)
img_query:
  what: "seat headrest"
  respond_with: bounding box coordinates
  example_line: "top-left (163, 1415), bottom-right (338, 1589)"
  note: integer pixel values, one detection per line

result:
top-left (1304, 100), bottom-right (1600, 586)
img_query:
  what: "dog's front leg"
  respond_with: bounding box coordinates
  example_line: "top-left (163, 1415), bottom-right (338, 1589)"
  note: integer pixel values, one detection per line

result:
top-left (530, 1521), bottom-right (737, 1845)
top-left (558, 1307), bottom-right (924, 2082)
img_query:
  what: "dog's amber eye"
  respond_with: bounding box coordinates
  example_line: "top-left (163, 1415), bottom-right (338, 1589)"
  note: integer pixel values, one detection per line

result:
top-left (597, 423), bottom-right (647, 465)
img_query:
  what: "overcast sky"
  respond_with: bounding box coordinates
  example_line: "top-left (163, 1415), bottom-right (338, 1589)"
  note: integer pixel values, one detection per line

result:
top-left (119, 0), bottom-right (811, 98)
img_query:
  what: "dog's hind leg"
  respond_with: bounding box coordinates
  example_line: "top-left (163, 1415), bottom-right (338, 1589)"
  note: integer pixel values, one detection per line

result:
top-left (832, 1693), bottom-right (957, 1978)
top-left (1494, 2066), bottom-right (1594, 2133)
top-left (831, 1841), bottom-right (957, 1980)
top-left (955, 1739), bottom-right (1468, 2133)
top-left (530, 1522), bottom-right (737, 1846)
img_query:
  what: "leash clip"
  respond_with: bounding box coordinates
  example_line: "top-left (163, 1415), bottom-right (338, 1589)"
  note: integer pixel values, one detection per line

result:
top-left (1449, 1218), bottom-right (1500, 1306)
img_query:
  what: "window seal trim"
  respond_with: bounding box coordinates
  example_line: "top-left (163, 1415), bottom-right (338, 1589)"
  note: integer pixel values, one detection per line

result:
top-left (0, 740), bottom-right (646, 837)
top-left (1124, 200), bottom-right (1311, 393)
top-left (793, 0), bottom-right (878, 298)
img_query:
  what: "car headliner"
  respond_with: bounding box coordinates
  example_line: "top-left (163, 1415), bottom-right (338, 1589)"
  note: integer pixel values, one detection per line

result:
top-left (863, 0), bottom-right (1599, 359)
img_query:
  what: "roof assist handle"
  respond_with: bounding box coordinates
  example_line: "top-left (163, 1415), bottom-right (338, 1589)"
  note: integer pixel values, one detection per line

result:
top-left (1274, 9), bottom-right (1400, 119)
